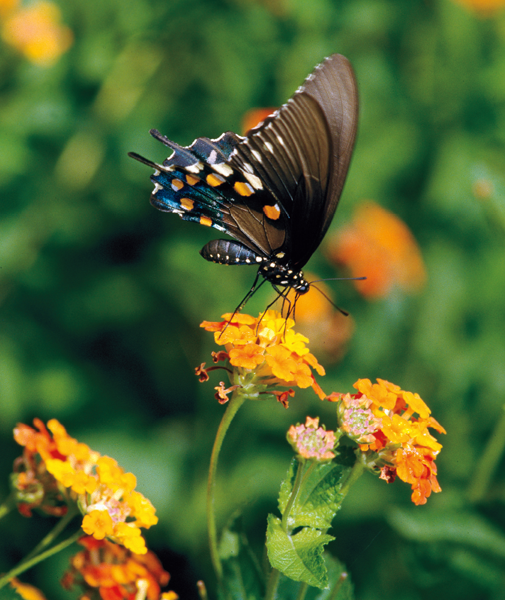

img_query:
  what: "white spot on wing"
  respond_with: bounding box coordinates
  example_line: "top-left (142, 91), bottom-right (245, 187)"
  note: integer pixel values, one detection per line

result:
top-left (211, 162), bottom-right (234, 177)
top-left (186, 161), bottom-right (204, 174)
top-left (243, 171), bottom-right (263, 190)
top-left (251, 150), bottom-right (263, 162)
top-left (265, 142), bottom-right (274, 152)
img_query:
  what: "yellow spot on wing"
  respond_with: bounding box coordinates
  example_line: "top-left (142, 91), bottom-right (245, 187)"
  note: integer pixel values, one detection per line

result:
top-left (181, 198), bottom-right (195, 211)
top-left (207, 173), bottom-right (225, 187)
top-left (171, 179), bottom-right (184, 191)
top-left (200, 216), bottom-right (213, 227)
top-left (186, 174), bottom-right (200, 185)
top-left (264, 204), bottom-right (281, 220)
top-left (234, 181), bottom-right (254, 197)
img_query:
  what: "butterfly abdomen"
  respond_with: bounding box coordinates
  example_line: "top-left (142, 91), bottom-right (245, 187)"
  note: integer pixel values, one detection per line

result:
top-left (201, 239), bottom-right (261, 265)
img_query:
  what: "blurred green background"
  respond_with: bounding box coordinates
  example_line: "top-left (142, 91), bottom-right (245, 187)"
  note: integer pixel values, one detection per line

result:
top-left (1, 0), bottom-right (505, 598)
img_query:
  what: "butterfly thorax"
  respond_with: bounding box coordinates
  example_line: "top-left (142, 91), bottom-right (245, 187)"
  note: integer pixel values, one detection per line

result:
top-left (258, 261), bottom-right (309, 293)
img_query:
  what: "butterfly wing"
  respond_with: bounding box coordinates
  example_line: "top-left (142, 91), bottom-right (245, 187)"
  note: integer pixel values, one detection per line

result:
top-left (229, 53), bottom-right (358, 270)
top-left (129, 54), bottom-right (358, 271)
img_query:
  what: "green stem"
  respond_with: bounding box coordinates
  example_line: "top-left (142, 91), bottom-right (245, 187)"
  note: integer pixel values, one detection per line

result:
top-left (0, 493), bottom-right (16, 520)
top-left (467, 404), bottom-right (505, 503)
top-left (295, 582), bottom-right (309, 600)
top-left (264, 567), bottom-right (281, 600)
top-left (207, 390), bottom-right (248, 582)
top-left (327, 573), bottom-right (348, 600)
top-left (0, 529), bottom-right (82, 589)
top-left (338, 457), bottom-right (365, 503)
top-left (23, 507), bottom-right (78, 564)
top-left (281, 460), bottom-right (313, 533)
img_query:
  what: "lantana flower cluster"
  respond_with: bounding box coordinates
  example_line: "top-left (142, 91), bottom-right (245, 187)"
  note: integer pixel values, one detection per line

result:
top-left (198, 311), bottom-right (326, 406)
top-left (12, 419), bottom-right (157, 554)
top-left (330, 378), bottom-right (446, 505)
top-left (61, 536), bottom-right (177, 600)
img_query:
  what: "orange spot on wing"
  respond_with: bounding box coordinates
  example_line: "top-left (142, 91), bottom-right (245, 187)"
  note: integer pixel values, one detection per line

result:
top-left (181, 198), bottom-right (195, 211)
top-left (200, 216), bottom-right (213, 227)
top-left (234, 181), bottom-right (254, 197)
top-left (186, 174), bottom-right (200, 185)
top-left (172, 178), bottom-right (184, 190)
top-left (207, 174), bottom-right (224, 187)
top-left (263, 204), bottom-right (281, 220)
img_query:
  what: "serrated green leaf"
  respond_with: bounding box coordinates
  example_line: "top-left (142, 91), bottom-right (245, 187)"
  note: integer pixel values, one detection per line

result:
top-left (276, 553), bottom-right (355, 600)
top-left (266, 514), bottom-right (334, 589)
top-left (279, 459), bottom-right (351, 530)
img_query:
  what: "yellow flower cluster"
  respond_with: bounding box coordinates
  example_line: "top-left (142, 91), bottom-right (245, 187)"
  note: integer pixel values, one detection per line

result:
top-left (200, 311), bottom-right (326, 405)
top-left (13, 419), bottom-right (157, 554)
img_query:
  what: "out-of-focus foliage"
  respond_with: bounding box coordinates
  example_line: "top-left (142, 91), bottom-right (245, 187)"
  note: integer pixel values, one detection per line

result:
top-left (1, 0), bottom-right (505, 598)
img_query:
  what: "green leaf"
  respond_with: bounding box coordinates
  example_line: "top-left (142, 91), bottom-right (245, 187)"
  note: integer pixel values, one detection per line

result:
top-left (266, 514), bottom-right (335, 589)
top-left (279, 459), bottom-right (351, 530)
top-left (277, 553), bottom-right (355, 600)
top-left (219, 520), bottom-right (265, 600)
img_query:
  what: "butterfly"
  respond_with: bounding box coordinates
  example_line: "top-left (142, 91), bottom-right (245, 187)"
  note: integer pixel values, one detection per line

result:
top-left (129, 54), bottom-right (358, 311)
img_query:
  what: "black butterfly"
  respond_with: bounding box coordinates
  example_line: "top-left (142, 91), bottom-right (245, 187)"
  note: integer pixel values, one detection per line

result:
top-left (129, 54), bottom-right (358, 309)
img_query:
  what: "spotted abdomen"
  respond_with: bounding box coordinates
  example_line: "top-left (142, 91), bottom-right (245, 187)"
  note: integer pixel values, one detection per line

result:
top-left (200, 239), bottom-right (261, 265)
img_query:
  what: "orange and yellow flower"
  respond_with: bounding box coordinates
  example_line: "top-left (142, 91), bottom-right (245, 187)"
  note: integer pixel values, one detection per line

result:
top-left (330, 379), bottom-right (445, 505)
top-left (199, 311), bottom-right (326, 406)
top-left (12, 419), bottom-right (157, 554)
top-left (61, 536), bottom-right (177, 600)
top-left (327, 201), bottom-right (426, 299)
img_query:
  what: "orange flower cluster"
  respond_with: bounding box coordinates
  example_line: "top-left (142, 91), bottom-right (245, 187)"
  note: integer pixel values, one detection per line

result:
top-left (13, 419), bottom-right (158, 554)
top-left (61, 537), bottom-right (177, 600)
top-left (327, 201), bottom-right (426, 299)
top-left (331, 379), bottom-right (445, 505)
top-left (287, 417), bottom-right (336, 462)
top-left (0, 0), bottom-right (72, 65)
top-left (199, 311), bottom-right (326, 406)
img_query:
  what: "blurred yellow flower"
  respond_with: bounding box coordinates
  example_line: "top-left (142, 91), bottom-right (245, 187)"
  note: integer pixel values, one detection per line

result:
top-left (1, 0), bottom-right (72, 65)
top-left (327, 201), bottom-right (426, 300)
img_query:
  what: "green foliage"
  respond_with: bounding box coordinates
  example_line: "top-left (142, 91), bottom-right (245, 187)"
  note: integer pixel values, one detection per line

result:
top-left (267, 515), bottom-right (334, 589)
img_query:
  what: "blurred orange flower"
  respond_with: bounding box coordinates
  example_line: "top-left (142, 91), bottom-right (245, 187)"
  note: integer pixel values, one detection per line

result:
top-left (452, 0), bottom-right (505, 15)
top-left (327, 201), bottom-right (426, 300)
top-left (242, 107), bottom-right (276, 134)
top-left (1, 0), bottom-right (73, 65)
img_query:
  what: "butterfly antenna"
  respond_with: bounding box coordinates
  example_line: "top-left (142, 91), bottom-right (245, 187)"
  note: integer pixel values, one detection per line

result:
top-left (219, 271), bottom-right (266, 338)
top-left (309, 284), bottom-right (349, 317)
